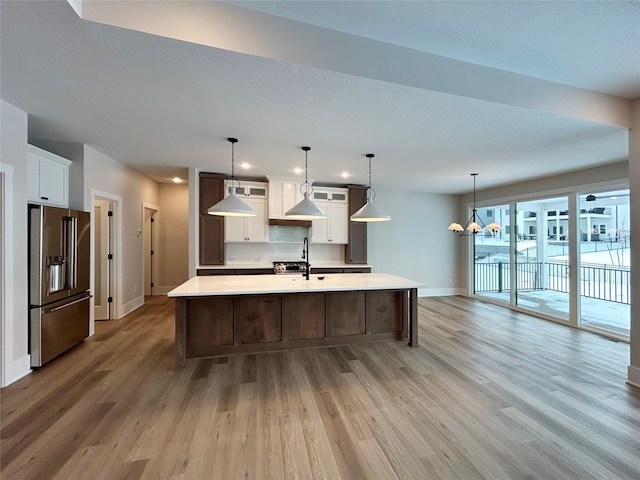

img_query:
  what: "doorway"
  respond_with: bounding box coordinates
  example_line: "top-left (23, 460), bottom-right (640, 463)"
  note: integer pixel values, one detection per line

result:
top-left (143, 205), bottom-right (159, 298)
top-left (94, 198), bottom-right (115, 321)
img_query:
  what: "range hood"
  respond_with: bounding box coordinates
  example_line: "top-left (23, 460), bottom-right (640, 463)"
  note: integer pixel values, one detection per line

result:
top-left (268, 218), bottom-right (312, 228)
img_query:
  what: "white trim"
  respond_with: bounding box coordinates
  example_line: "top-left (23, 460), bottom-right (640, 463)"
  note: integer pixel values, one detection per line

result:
top-left (419, 287), bottom-right (463, 297)
top-left (90, 189), bottom-right (122, 323)
top-left (5, 355), bottom-right (31, 386)
top-left (0, 164), bottom-right (31, 386)
top-left (121, 295), bottom-right (145, 317)
top-left (142, 202), bottom-right (160, 297)
top-left (189, 167), bottom-right (198, 277)
top-left (627, 365), bottom-right (640, 389)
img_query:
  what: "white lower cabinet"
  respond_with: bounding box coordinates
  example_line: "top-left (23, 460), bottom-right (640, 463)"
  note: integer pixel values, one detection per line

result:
top-left (225, 198), bottom-right (268, 242)
top-left (311, 202), bottom-right (348, 244)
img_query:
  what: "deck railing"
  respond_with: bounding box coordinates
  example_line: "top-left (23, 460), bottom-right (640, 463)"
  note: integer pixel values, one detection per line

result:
top-left (475, 261), bottom-right (630, 304)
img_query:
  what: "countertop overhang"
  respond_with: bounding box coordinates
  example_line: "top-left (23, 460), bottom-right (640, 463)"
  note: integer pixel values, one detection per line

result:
top-left (168, 273), bottom-right (423, 297)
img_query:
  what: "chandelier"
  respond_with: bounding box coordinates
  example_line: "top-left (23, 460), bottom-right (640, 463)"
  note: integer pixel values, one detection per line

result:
top-left (448, 173), bottom-right (501, 236)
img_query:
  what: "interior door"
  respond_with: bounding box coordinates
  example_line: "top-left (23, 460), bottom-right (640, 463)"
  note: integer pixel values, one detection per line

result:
top-left (144, 208), bottom-right (157, 297)
top-left (94, 199), bottom-right (112, 320)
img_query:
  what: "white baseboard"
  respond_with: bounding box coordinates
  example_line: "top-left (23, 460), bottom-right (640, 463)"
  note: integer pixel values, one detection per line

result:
top-left (3, 354), bottom-right (31, 387)
top-left (153, 285), bottom-right (176, 295)
top-left (419, 287), bottom-right (464, 297)
top-left (120, 295), bottom-right (145, 318)
top-left (628, 365), bottom-right (640, 389)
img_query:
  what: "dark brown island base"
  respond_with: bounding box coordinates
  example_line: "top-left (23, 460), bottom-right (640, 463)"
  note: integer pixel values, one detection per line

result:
top-left (168, 273), bottom-right (422, 369)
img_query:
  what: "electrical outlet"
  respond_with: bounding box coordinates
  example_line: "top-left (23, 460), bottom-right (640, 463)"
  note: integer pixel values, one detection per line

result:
top-left (449, 277), bottom-right (453, 285)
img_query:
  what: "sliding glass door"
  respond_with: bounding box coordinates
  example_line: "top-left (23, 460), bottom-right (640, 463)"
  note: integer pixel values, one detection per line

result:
top-left (514, 197), bottom-right (569, 321)
top-left (474, 204), bottom-right (510, 303)
top-left (578, 189), bottom-right (630, 337)
top-left (472, 188), bottom-right (630, 341)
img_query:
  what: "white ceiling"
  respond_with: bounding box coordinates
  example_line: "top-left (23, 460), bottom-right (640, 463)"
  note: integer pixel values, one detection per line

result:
top-left (1, 1), bottom-right (638, 194)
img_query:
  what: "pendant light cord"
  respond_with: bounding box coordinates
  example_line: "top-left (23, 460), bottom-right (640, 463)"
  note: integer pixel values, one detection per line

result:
top-left (472, 172), bottom-right (478, 221)
top-left (366, 153), bottom-right (375, 201)
top-left (231, 141), bottom-right (235, 180)
top-left (299, 146), bottom-right (312, 196)
top-left (226, 137), bottom-right (239, 189)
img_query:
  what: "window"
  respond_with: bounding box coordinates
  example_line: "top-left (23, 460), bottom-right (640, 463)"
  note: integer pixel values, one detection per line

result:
top-left (600, 225), bottom-right (606, 234)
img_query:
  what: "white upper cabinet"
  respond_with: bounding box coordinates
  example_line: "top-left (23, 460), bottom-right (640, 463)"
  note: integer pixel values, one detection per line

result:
top-left (267, 177), bottom-right (305, 219)
top-left (225, 182), bottom-right (269, 243)
top-left (234, 181), bottom-right (268, 198)
top-left (311, 187), bottom-right (349, 244)
top-left (27, 145), bottom-right (71, 207)
top-left (312, 188), bottom-right (347, 203)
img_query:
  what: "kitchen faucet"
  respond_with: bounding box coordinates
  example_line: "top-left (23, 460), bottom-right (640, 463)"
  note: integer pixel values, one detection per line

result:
top-left (301, 236), bottom-right (310, 280)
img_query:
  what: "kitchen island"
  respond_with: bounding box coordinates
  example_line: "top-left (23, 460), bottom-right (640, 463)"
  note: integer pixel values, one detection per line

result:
top-left (168, 273), bottom-right (422, 368)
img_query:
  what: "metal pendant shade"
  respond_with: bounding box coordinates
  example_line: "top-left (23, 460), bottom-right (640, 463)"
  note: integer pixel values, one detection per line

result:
top-left (350, 154), bottom-right (391, 223)
top-left (285, 146), bottom-right (327, 220)
top-left (207, 138), bottom-right (256, 217)
top-left (285, 192), bottom-right (327, 219)
top-left (351, 200), bottom-right (391, 222)
top-left (208, 186), bottom-right (256, 217)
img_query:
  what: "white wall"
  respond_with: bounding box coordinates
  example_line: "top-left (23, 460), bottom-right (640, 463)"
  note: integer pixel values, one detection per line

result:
top-left (0, 99), bottom-right (31, 385)
top-left (83, 145), bottom-right (159, 317)
top-left (156, 183), bottom-right (189, 294)
top-left (368, 188), bottom-right (459, 296)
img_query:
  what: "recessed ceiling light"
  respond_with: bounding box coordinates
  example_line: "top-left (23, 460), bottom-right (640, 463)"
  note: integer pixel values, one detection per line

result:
top-left (240, 162), bottom-right (251, 170)
top-left (293, 167), bottom-right (303, 174)
top-left (340, 171), bottom-right (350, 178)
top-left (172, 177), bottom-right (182, 183)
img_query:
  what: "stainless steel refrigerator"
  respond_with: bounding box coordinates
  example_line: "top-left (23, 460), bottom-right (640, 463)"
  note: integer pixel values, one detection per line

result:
top-left (29, 204), bottom-right (91, 367)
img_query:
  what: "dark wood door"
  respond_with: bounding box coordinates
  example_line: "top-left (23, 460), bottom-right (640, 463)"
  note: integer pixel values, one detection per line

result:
top-left (186, 297), bottom-right (234, 349)
top-left (326, 291), bottom-right (365, 336)
top-left (283, 293), bottom-right (326, 340)
top-left (199, 173), bottom-right (226, 265)
top-left (345, 185), bottom-right (368, 264)
top-left (236, 295), bottom-right (282, 344)
top-left (366, 290), bottom-right (402, 334)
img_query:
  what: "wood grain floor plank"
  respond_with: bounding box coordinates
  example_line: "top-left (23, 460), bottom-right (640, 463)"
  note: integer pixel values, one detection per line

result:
top-left (1, 295), bottom-right (639, 479)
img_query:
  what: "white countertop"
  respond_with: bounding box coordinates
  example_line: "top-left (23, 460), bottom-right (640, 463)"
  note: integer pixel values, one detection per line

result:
top-left (197, 263), bottom-right (371, 270)
top-left (168, 273), bottom-right (423, 297)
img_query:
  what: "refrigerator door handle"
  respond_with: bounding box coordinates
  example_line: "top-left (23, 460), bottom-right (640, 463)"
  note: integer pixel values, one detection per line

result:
top-left (64, 216), bottom-right (78, 289)
top-left (49, 294), bottom-right (92, 313)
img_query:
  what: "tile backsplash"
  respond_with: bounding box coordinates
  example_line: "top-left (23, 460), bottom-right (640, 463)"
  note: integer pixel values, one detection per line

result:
top-left (268, 225), bottom-right (308, 243)
top-left (226, 240), bottom-right (344, 264)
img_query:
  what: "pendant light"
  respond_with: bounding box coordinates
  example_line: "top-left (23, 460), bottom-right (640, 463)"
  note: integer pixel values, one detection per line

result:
top-left (285, 146), bottom-right (327, 220)
top-left (350, 154), bottom-right (391, 222)
top-left (207, 138), bottom-right (256, 217)
top-left (448, 173), bottom-right (501, 236)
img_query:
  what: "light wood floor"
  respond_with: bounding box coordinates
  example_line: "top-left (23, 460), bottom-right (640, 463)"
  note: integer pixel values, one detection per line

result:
top-left (2, 295), bottom-right (639, 479)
